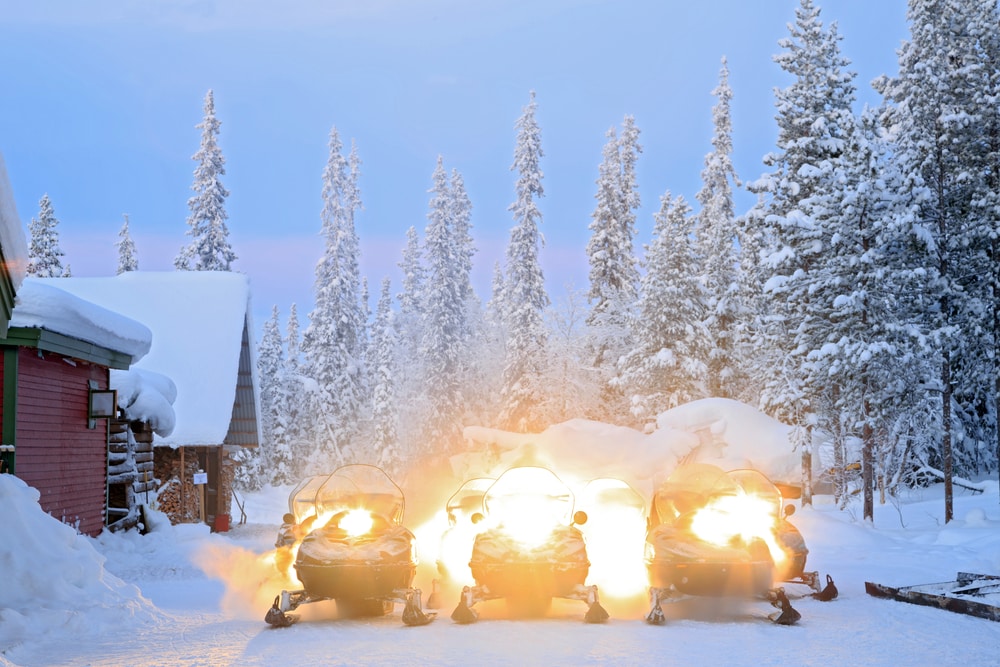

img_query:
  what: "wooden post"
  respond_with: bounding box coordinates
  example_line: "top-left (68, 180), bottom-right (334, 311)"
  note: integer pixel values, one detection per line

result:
top-left (180, 446), bottom-right (186, 522)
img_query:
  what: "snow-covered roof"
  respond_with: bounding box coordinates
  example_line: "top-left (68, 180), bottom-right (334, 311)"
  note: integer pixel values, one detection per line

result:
top-left (0, 153), bottom-right (28, 285)
top-left (10, 278), bottom-right (153, 364)
top-left (43, 271), bottom-right (257, 447)
top-left (0, 151), bottom-right (29, 334)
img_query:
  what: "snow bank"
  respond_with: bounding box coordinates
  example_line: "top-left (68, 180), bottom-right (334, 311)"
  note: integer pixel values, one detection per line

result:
top-left (0, 474), bottom-right (163, 655)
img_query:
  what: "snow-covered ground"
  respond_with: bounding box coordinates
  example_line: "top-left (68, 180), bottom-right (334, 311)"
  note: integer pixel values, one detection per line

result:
top-left (3, 468), bottom-right (1000, 667)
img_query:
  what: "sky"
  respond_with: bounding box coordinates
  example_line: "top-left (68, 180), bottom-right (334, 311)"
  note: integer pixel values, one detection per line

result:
top-left (0, 0), bottom-right (910, 334)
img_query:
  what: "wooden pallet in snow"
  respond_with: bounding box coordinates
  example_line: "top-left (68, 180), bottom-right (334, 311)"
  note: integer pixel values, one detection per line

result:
top-left (865, 572), bottom-right (1000, 622)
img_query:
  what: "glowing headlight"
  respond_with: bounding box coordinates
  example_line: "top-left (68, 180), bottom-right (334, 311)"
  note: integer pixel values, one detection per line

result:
top-left (341, 509), bottom-right (374, 537)
top-left (497, 496), bottom-right (561, 547)
top-left (690, 492), bottom-right (786, 563)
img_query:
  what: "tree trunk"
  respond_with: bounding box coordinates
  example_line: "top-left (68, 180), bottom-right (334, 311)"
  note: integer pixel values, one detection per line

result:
top-left (801, 424), bottom-right (813, 507)
top-left (943, 351), bottom-right (954, 523)
top-left (862, 406), bottom-right (874, 522)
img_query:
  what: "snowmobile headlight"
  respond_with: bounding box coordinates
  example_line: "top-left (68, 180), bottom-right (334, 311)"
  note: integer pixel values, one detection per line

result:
top-left (341, 509), bottom-right (374, 537)
top-left (690, 492), bottom-right (785, 563)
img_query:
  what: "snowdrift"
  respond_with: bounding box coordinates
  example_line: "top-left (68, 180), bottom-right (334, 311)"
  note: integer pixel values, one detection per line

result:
top-left (0, 474), bottom-right (163, 654)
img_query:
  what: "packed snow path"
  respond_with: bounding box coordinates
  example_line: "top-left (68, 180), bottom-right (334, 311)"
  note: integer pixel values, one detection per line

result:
top-left (5, 482), bottom-right (1000, 666)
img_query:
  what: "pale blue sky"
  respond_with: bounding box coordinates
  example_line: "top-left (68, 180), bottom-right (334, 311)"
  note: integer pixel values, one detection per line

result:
top-left (0, 0), bottom-right (908, 331)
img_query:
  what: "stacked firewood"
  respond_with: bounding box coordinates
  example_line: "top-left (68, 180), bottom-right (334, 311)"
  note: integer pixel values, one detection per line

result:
top-left (153, 449), bottom-right (201, 523)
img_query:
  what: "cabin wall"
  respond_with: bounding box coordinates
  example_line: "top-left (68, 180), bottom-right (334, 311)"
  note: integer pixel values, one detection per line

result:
top-left (9, 347), bottom-right (109, 536)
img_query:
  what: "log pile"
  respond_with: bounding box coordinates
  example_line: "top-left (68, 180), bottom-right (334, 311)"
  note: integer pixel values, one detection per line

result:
top-left (107, 418), bottom-right (158, 532)
top-left (153, 448), bottom-right (202, 523)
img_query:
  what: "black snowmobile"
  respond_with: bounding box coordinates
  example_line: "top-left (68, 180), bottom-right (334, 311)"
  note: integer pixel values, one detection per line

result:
top-left (644, 463), bottom-right (837, 625)
top-left (434, 476), bottom-right (496, 585)
top-left (449, 465), bottom-right (609, 624)
top-left (265, 464), bottom-right (434, 627)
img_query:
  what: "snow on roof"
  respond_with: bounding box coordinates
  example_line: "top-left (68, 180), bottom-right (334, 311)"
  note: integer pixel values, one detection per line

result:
top-left (43, 271), bottom-right (254, 447)
top-left (0, 151), bottom-right (28, 290)
top-left (10, 278), bottom-right (153, 363)
top-left (111, 366), bottom-right (177, 437)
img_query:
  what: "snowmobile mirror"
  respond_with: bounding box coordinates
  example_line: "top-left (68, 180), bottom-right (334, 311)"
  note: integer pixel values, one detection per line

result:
top-left (283, 513), bottom-right (295, 524)
top-left (784, 504), bottom-right (796, 517)
top-left (573, 510), bottom-right (588, 526)
top-left (471, 512), bottom-right (484, 525)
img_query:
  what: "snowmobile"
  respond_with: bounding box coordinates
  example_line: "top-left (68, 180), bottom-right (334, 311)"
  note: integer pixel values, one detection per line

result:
top-left (449, 465), bottom-right (609, 624)
top-left (265, 464), bottom-right (434, 627)
top-left (273, 474), bottom-right (327, 574)
top-left (644, 462), bottom-right (837, 625)
top-left (434, 476), bottom-right (496, 584)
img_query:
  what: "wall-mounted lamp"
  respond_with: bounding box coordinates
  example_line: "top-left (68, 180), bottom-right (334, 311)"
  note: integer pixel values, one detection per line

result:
top-left (88, 385), bottom-right (118, 429)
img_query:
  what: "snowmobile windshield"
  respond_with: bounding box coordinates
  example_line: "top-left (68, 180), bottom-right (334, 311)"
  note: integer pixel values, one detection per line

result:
top-left (725, 469), bottom-right (783, 518)
top-left (578, 477), bottom-right (645, 516)
top-left (313, 464), bottom-right (405, 525)
top-left (483, 466), bottom-right (574, 530)
top-left (288, 475), bottom-right (327, 524)
top-left (445, 477), bottom-right (495, 527)
top-left (650, 463), bottom-right (788, 565)
top-left (650, 463), bottom-right (734, 527)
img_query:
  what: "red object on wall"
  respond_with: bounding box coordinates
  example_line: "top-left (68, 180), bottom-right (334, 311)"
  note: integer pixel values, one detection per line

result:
top-left (4, 348), bottom-right (110, 537)
top-left (214, 513), bottom-right (231, 533)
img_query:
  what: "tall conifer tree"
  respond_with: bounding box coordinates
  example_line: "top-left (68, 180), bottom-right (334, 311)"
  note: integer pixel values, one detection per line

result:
top-left (175, 90), bottom-right (236, 271)
top-left (498, 91), bottom-right (550, 431)
top-left (26, 194), bottom-right (66, 278)
top-left (116, 214), bottom-right (138, 274)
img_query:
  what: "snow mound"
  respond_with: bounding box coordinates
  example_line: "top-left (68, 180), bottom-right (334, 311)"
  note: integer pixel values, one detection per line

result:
top-left (654, 397), bottom-right (803, 482)
top-left (0, 475), bottom-right (164, 654)
top-left (460, 398), bottom-right (804, 499)
top-left (461, 418), bottom-right (697, 495)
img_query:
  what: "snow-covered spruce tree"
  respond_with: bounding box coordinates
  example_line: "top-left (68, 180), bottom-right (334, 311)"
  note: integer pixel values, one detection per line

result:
top-left (585, 117), bottom-right (641, 421)
top-left (116, 214), bottom-right (138, 274)
top-left (280, 303), bottom-right (311, 481)
top-left (876, 0), bottom-right (999, 521)
top-left (545, 288), bottom-right (603, 423)
top-left (392, 225), bottom-right (432, 462)
top-left (302, 128), bottom-right (367, 470)
top-left (745, 0), bottom-right (856, 495)
top-left (695, 58), bottom-right (744, 400)
top-left (497, 91), bottom-right (551, 432)
top-left (175, 90), bottom-right (236, 272)
top-left (396, 225), bottom-right (426, 357)
top-left (618, 192), bottom-right (707, 423)
top-left (447, 168), bottom-right (493, 429)
top-left (26, 194), bottom-right (66, 278)
top-left (368, 277), bottom-right (401, 474)
top-left (449, 169), bottom-right (477, 312)
top-left (981, 0), bottom-right (1000, 485)
top-left (419, 157), bottom-right (468, 457)
top-left (801, 109), bottom-right (935, 509)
